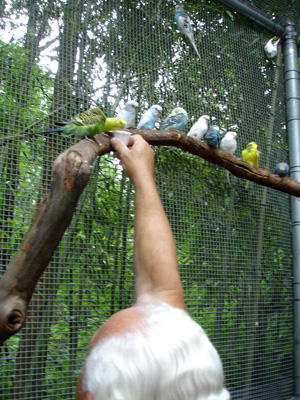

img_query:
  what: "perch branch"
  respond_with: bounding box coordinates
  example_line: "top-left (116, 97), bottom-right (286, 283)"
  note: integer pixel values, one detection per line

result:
top-left (131, 129), bottom-right (299, 197)
top-left (0, 128), bottom-right (299, 344)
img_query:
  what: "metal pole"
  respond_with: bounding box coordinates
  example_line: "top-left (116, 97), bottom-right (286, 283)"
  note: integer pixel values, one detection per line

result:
top-left (215, 0), bottom-right (284, 37)
top-left (214, 1), bottom-right (299, 397)
top-left (282, 19), bottom-right (300, 400)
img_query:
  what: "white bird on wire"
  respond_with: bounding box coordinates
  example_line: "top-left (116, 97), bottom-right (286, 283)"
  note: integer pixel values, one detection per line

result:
top-left (116, 100), bottom-right (139, 128)
top-left (220, 131), bottom-right (237, 184)
top-left (264, 38), bottom-right (280, 59)
top-left (187, 115), bottom-right (210, 140)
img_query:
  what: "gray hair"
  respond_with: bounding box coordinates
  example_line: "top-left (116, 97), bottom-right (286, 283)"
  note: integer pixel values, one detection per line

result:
top-left (84, 301), bottom-right (230, 400)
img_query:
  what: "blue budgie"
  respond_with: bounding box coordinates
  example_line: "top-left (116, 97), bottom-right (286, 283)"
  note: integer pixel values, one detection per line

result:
top-left (175, 5), bottom-right (200, 59)
top-left (137, 105), bottom-right (162, 129)
top-left (160, 107), bottom-right (188, 132)
top-left (204, 125), bottom-right (220, 148)
top-left (274, 162), bottom-right (289, 177)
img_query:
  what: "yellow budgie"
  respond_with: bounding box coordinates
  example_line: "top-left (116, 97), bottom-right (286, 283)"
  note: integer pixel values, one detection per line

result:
top-left (241, 142), bottom-right (260, 189)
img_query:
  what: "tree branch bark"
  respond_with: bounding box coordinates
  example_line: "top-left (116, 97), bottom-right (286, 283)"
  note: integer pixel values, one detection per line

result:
top-left (0, 129), bottom-right (298, 344)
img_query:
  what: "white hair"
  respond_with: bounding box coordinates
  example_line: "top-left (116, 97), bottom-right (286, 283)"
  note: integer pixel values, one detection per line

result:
top-left (84, 301), bottom-right (230, 400)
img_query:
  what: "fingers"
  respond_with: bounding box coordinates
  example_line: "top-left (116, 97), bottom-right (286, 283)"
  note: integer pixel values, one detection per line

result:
top-left (110, 134), bottom-right (154, 181)
top-left (110, 134), bottom-right (146, 153)
top-left (110, 137), bottom-right (129, 155)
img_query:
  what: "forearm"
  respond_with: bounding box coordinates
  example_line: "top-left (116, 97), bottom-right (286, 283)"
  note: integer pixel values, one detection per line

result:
top-left (110, 135), bottom-right (185, 309)
top-left (133, 176), bottom-right (185, 310)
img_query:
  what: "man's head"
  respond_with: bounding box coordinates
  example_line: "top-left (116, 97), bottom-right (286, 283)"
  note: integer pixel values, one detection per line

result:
top-left (84, 301), bottom-right (230, 400)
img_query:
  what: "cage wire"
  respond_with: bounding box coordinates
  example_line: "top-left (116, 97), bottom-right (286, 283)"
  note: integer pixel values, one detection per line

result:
top-left (0, 0), bottom-right (295, 399)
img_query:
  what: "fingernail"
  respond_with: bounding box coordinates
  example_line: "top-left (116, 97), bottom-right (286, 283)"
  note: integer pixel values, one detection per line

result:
top-left (111, 137), bottom-right (119, 146)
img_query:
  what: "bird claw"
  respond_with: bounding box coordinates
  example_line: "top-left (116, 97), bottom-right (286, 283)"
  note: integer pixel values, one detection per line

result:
top-left (84, 137), bottom-right (95, 143)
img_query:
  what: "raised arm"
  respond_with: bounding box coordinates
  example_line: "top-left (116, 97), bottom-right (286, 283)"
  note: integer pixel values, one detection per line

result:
top-left (111, 135), bottom-right (185, 310)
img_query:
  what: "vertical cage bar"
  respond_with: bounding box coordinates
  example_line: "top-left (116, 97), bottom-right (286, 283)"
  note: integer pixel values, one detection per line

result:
top-left (283, 19), bottom-right (300, 400)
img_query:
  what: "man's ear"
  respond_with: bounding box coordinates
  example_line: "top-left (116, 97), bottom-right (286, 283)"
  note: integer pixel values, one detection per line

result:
top-left (86, 392), bottom-right (94, 400)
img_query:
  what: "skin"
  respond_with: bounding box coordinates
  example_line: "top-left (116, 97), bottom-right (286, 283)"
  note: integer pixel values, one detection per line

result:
top-left (75, 135), bottom-right (185, 400)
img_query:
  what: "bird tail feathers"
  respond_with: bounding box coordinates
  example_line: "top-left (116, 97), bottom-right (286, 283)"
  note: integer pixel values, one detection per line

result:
top-left (190, 39), bottom-right (201, 59)
top-left (225, 170), bottom-right (231, 185)
top-left (37, 128), bottom-right (62, 135)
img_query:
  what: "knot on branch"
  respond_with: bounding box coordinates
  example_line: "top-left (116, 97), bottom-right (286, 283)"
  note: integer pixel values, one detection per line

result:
top-left (53, 148), bottom-right (95, 194)
top-left (6, 309), bottom-right (24, 330)
top-left (0, 294), bottom-right (27, 344)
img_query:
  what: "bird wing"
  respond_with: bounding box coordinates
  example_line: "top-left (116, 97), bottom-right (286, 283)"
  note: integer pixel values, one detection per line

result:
top-left (116, 108), bottom-right (127, 120)
top-left (205, 127), bottom-right (219, 139)
top-left (137, 109), bottom-right (152, 129)
top-left (253, 152), bottom-right (259, 167)
top-left (56, 108), bottom-right (106, 127)
top-left (161, 113), bottom-right (184, 129)
top-left (221, 136), bottom-right (236, 154)
top-left (188, 119), bottom-right (207, 138)
top-left (242, 148), bottom-right (258, 167)
top-left (181, 14), bottom-right (192, 35)
top-left (176, 10), bottom-right (192, 34)
top-left (187, 120), bottom-right (199, 136)
top-left (72, 108), bottom-right (106, 125)
top-left (241, 149), bottom-right (248, 161)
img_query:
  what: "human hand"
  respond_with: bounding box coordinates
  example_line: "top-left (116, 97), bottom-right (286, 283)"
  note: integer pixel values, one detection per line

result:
top-left (110, 135), bottom-right (154, 185)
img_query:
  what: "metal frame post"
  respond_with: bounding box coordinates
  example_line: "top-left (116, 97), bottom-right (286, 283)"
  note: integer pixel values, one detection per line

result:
top-left (283, 19), bottom-right (300, 400)
top-left (214, 1), bottom-right (300, 397)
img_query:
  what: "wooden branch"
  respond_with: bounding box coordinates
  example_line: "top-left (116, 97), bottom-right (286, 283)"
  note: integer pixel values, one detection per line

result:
top-left (133, 129), bottom-right (299, 197)
top-left (0, 136), bottom-right (110, 344)
top-left (0, 128), bottom-right (298, 344)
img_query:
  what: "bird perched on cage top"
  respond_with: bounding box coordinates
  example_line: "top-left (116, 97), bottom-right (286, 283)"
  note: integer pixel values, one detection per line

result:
top-left (220, 131), bottom-right (237, 184)
top-left (116, 100), bottom-right (139, 128)
top-left (241, 142), bottom-right (260, 189)
top-left (137, 105), bottom-right (162, 129)
top-left (175, 5), bottom-right (201, 59)
top-left (274, 162), bottom-right (289, 177)
top-left (264, 38), bottom-right (280, 59)
top-left (36, 108), bottom-right (126, 140)
top-left (160, 107), bottom-right (188, 132)
top-left (187, 115), bottom-right (210, 140)
top-left (204, 125), bottom-right (220, 148)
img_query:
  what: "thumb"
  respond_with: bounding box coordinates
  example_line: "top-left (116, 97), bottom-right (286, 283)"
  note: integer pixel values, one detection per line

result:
top-left (110, 137), bottom-right (128, 154)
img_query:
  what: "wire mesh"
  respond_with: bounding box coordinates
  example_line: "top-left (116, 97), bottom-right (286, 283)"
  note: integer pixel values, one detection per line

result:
top-left (237, 0), bottom-right (300, 34)
top-left (0, 0), bottom-right (294, 399)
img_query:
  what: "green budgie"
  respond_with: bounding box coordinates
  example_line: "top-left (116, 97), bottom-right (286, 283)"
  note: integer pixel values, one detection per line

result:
top-left (37, 108), bottom-right (126, 139)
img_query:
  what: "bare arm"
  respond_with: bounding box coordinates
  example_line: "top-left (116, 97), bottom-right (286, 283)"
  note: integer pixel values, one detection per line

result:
top-left (111, 135), bottom-right (185, 310)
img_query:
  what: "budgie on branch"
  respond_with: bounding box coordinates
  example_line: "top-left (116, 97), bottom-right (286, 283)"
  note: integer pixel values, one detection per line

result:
top-left (160, 107), bottom-right (188, 132)
top-left (187, 115), bottom-right (210, 140)
top-left (36, 108), bottom-right (126, 139)
top-left (220, 131), bottom-right (237, 154)
top-left (175, 5), bottom-right (201, 59)
top-left (137, 105), bottom-right (162, 129)
top-left (274, 162), bottom-right (289, 177)
top-left (204, 125), bottom-right (220, 148)
top-left (116, 100), bottom-right (139, 128)
top-left (220, 131), bottom-right (237, 184)
top-left (241, 142), bottom-right (260, 189)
